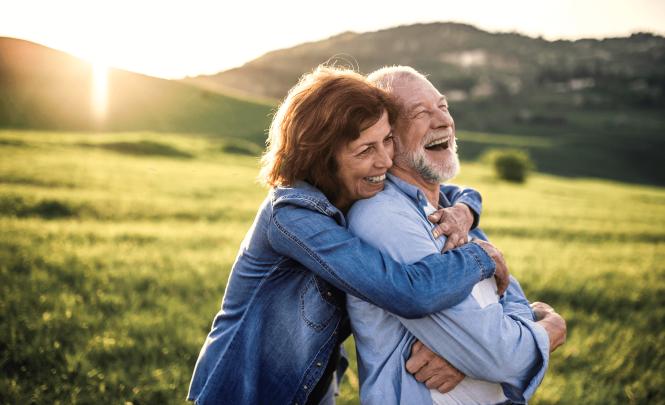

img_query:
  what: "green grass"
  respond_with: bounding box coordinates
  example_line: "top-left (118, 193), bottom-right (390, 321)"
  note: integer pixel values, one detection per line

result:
top-left (454, 104), bottom-right (665, 186)
top-left (1, 130), bottom-right (664, 404)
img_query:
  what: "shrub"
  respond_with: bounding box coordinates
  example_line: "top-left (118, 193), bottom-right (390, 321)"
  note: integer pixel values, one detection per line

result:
top-left (0, 195), bottom-right (80, 219)
top-left (221, 139), bottom-right (262, 156)
top-left (80, 141), bottom-right (193, 158)
top-left (482, 148), bottom-right (535, 183)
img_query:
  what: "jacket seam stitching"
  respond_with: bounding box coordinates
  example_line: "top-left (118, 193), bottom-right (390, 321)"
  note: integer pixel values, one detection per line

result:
top-left (470, 250), bottom-right (485, 280)
top-left (275, 194), bottom-right (333, 216)
top-left (300, 276), bottom-right (337, 332)
top-left (290, 316), bottom-right (343, 405)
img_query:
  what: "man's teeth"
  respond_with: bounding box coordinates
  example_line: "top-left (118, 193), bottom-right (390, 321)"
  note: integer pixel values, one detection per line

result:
top-left (425, 138), bottom-right (449, 148)
top-left (365, 174), bottom-right (386, 183)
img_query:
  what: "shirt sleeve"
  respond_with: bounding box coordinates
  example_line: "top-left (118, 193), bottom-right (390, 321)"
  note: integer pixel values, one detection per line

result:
top-left (348, 195), bottom-right (549, 403)
top-left (397, 304), bottom-right (549, 403)
top-left (268, 202), bottom-right (495, 319)
top-left (440, 184), bottom-right (482, 229)
top-left (501, 276), bottom-right (537, 321)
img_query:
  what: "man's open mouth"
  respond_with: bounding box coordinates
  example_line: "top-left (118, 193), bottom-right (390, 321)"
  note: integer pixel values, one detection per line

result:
top-left (364, 174), bottom-right (386, 184)
top-left (424, 138), bottom-right (450, 151)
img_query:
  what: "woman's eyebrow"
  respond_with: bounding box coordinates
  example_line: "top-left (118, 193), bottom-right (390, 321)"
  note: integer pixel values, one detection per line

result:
top-left (350, 141), bottom-right (372, 153)
top-left (352, 130), bottom-right (392, 150)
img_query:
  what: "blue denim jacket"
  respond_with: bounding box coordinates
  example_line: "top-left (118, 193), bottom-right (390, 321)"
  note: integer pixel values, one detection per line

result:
top-left (187, 182), bottom-right (495, 405)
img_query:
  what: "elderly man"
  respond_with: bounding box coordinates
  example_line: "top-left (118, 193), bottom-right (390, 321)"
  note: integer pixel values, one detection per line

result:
top-left (346, 66), bottom-right (566, 404)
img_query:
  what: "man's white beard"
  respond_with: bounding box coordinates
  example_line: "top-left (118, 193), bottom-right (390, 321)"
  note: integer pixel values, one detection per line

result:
top-left (402, 144), bottom-right (460, 184)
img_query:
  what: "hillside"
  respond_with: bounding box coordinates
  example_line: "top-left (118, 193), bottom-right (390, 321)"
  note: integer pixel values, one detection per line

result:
top-left (187, 23), bottom-right (665, 109)
top-left (186, 23), bottom-right (665, 185)
top-left (0, 37), bottom-right (273, 143)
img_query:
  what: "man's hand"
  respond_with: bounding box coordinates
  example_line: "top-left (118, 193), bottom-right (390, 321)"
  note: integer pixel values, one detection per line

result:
top-left (428, 203), bottom-right (474, 252)
top-left (531, 302), bottom-right (567, 352)
top-left (471, 239), bottom-right (509, 296)
top-left (406, 340), bottom-right (465, 393)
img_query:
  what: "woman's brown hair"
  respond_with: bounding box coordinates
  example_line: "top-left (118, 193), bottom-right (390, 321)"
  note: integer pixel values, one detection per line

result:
top-left (260, 66), bottom-right (400, 203)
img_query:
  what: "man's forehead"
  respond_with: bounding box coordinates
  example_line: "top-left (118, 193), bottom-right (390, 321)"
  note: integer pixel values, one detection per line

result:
top-left (393, 77), bottom-right (444, 106)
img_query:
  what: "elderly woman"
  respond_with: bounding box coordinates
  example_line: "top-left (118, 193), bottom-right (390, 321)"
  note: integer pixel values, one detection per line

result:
top-left (187, 67), bottom-right (500, 405)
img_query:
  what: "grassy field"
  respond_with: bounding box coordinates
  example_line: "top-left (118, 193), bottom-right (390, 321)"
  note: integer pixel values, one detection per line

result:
top-left (1, 130), bottom-right (664, 404)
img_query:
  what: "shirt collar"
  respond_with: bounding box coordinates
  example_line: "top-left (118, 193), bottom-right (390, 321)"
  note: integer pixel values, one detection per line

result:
top-left (386, 173), bottom-right (431, 214)
top-left (386, 173), bottom-right (454, 211)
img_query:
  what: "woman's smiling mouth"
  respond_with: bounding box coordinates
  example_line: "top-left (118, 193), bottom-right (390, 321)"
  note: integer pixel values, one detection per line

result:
top-left (364, 174), bottom-right (386, 184)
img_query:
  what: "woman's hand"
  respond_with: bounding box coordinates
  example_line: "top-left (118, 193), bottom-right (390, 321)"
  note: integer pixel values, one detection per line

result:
top-left (428, 203), bottom-right (474, 252)
top-left (406, 340), bottom-right (465, 393)
top-left (471, 239), bottom-right (510, 296)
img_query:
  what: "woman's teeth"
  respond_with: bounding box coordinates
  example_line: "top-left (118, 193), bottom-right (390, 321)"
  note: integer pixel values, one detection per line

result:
top-left (365, 174), bottom-right (386, 183)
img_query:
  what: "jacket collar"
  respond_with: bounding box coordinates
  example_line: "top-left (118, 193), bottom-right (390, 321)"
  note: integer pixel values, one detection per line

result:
top-left (272, 181), bottom-right (346, 226)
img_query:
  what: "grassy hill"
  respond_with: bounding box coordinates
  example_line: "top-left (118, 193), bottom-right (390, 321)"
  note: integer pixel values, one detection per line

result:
top-left (0, 37), bottom-right (273, 143)
top-left (1, 129), bottom-right (664, 404)
top-left (185, 23), bottom-right (665, 186)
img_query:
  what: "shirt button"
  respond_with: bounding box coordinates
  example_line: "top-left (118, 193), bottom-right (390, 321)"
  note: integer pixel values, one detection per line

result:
top-left (326, 291), bottom-right (332, 297)
top-left (303, 385), bottom-right (308, 390)
top-left (316, 362), bottom-right (323, 367)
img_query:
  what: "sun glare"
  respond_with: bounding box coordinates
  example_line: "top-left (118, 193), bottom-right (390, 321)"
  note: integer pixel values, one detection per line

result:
top-left (91, 61), bottom-right (108, 124)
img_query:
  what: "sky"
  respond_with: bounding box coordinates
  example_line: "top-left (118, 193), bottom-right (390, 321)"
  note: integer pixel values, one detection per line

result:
top-left (1, 0), bottom-right (664, 79)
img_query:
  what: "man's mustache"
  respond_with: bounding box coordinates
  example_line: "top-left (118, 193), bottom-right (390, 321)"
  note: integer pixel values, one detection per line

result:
top-left (422, 131), bottom-right (457, 152)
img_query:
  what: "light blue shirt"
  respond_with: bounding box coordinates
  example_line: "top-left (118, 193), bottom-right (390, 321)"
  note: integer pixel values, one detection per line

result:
top-left (346, 174), bottom-right (550, 405)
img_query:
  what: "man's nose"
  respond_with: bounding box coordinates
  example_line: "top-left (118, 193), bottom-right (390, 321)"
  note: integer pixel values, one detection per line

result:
top-left (432, 108), bottom-right (454, 129)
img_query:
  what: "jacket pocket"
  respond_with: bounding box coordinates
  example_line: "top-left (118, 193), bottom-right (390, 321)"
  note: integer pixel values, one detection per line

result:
top-left (300, 275), bottom-right (337, 331)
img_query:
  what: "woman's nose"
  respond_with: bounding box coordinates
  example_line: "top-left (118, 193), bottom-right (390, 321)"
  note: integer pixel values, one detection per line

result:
top-left (376, 146), bottom-right (393, 169)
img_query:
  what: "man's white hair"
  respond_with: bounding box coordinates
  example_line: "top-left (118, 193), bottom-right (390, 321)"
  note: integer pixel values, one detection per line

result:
top-left (367, 66), bottom-right (459, 183)
top-left (367, 65), bottom-right (429, 93)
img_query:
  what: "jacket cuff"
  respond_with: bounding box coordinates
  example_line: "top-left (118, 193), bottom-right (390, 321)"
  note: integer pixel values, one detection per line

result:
top-left (459, 241), bottom-right (495, 280)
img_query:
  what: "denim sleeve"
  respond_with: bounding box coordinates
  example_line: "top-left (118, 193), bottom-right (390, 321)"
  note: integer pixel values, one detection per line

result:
top-left (268, 204), bottom-right (495, 318)
top-left (440, 184), bottom-right (482, 229)
top-left (397, 303), bottom-right (550, 403)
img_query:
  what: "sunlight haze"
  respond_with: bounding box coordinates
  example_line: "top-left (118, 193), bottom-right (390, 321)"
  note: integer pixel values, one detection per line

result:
top-left (1, 0), bottom-right (664, 78)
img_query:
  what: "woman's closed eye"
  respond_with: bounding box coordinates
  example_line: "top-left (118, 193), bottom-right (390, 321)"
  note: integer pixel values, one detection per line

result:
top-left (356, 146), bottom-right (372, 157)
